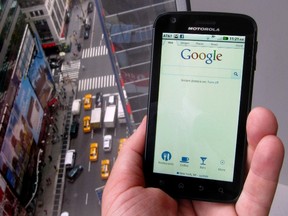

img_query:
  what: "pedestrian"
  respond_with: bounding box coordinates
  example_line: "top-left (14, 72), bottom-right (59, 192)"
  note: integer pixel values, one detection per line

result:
top-left (41, 161), bottom-right (46, 168)
top-left (46, 177), bottom-right (51, 186)
top-left (54, 165), bottom-right (58, 172)
top-left (44, 209), bottom-right (47, 215)
top-left (48, 155), bottom-right (52, 162)
top-left (39, 187), bottom-right (44, 195)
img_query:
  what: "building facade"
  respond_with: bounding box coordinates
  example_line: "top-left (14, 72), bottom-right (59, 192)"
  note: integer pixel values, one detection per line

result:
top-left (0, 0), bottom-right (23, 94)
top-left (18, 0), bottom-right (70, 53)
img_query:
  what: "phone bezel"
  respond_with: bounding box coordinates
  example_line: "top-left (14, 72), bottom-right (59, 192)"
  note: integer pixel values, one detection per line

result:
top-left (144, 12), bottom-right (257, 202)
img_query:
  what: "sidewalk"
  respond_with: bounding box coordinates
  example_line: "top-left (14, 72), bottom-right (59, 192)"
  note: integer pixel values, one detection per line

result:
top-left (34, 83), bottom-right (75, 216)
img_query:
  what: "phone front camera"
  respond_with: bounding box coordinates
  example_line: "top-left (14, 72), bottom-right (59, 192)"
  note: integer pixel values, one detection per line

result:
top-left (170, 17), bottom-right (177, 24)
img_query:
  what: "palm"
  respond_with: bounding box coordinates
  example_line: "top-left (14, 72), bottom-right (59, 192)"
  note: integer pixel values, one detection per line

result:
top-left (102, 108), bottom-right (284, 216)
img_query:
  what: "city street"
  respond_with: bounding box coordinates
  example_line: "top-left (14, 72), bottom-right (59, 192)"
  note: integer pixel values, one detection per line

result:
top-left (56, 1), bottom-right (127, 215)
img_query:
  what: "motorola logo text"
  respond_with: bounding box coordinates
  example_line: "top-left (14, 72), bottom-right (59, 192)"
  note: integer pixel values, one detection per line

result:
top-left (188, 27), bottom-right (220, 32)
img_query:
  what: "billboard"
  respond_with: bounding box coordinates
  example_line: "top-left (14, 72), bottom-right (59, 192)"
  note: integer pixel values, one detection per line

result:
top-left (0, 78), bottom-right (43, 196)
top-left (28, 36), bottom-right (54, 108)
top-left (13, 78), bottom-right (44, 142)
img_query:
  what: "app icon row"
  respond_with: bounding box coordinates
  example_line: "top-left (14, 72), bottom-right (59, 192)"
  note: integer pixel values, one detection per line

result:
top-left (161, 151), bottom-right (225, 165)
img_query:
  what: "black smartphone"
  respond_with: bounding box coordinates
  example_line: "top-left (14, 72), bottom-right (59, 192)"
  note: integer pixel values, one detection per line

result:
top-left (144, 12), bottom-right (257, 202)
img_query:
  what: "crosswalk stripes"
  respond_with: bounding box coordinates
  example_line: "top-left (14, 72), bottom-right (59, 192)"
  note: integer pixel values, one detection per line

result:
top-left (81, 45), bottom-right (108, 59)
top-left (78, 75), bottom-right (116, 92)
top-left (60, 60), bottom-right (80, 82)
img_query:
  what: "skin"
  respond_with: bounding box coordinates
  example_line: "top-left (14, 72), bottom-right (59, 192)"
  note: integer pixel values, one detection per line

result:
top-left (102, 107), bottom-right (284, 216)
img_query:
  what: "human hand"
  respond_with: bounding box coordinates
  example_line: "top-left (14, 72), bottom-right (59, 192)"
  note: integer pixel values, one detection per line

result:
top-left (102, 107), bottom-right (284, 216)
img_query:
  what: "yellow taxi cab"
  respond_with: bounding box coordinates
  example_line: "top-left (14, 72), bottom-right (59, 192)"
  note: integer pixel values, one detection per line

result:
top-left (83, 94), bottom-right (92, 110)
top-left (90, 143), bottom-right (98, 161)
top-left (83, 116), bottom-right (91, 133)
top-left (118, 138), bottom-right (127, 155)
top-left (101, 159), bottom-right (110, 180)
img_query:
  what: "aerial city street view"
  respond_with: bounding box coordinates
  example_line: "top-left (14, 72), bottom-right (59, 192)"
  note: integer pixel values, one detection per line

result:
top-left (0, 0), bottom-right (177, 215)
top-left (2, 1), bottom-right (287, 216)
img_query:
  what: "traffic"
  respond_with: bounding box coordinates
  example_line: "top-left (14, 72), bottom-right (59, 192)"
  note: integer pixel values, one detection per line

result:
top-left (59, 1), bottom-right (129, 215)
top-left (66, 92), bottom-right (126, 183)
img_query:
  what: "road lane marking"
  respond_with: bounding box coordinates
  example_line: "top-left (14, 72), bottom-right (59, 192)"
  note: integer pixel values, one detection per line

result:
top-left (88, 161), bottom-right (91, 172)
top-left (85, 193), bottom-right (89, 205)
top-left (77, 75), bottom-right (117, 92)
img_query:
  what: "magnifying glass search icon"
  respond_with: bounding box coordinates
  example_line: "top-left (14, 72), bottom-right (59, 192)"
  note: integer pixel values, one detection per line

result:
top-left (231, 71), bottom-right (241, 79)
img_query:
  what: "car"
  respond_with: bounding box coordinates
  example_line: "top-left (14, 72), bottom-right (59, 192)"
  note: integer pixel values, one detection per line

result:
top-left (83, 116), bottom-right (91, 133)
top-left (90, 143), bottom-right (98, 161)
top-left (70, 120), bottom-right (79, 139)
top-left (95, 92), bottom-right (103, 108)
top-left (77, 43), bottom-right (81, 52)
top-left (118, 138), bottom-right (127, 154)
top-left (101, 159), bottom-right (110, 180)
top-left (48, 58), bottom-right (62, 69)
top-left (103, 135), bottom-right (112, 152)
top-left (84, 29), bottom-right (90, 40)
top-left (60, 212), bottom-right (69, 216)
top-left (87, 1), bottom-right (93, 13)
top-left (83, 94), bottom-right (92, 110)
top-left (84, 18), bottom-right (91, 30)
top-left (66, 165), bottom-right (83, 182)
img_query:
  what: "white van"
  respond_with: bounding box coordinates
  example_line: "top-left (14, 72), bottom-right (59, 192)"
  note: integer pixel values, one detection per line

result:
top-left (71, 99), bottom-right (81, 115)
top-left (65, 149), bottom-right (76, 168)
top-left (117, 96), bottom-right (126, 124)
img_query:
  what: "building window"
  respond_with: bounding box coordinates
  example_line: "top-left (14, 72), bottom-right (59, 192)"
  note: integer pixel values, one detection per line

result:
top-left (58, 0), bottom-right (65, 15)
top-left (99, 0), bottom-right (177, 129)
top-left (29, 10), bottom-right (45, 18)
top-left (53, 1), bottom-right (63, 31)
top-left (51, 11), bottom-right (60, 36)
top-left (0, 0), bottom-right (9, 19)
top-left (18, 0), bottom-right (46, 8)
top-left (1, 1), bottom-right (18, 42)
top-left (34, 19), bottom-right (53, 43)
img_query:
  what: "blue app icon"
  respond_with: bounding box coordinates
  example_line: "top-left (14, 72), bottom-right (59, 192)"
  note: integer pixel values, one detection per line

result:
top-left (161, 151), bottom-right (172, 161)
top-left (180, 156), bottom-right (189, 163)
top-left (200, 157), bottom-right (207, 165)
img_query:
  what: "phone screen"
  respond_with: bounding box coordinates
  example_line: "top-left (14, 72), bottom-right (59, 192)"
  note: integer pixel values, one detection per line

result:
top-left (153, 33), bottom-right (245, 182)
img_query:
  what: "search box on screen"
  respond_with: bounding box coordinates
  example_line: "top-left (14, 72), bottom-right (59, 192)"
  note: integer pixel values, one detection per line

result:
top-left (162, 65), bottom-right (241, 80)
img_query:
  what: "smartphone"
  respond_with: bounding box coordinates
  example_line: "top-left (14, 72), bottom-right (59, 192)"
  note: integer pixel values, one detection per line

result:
top-left (144, 12), bottom-right (257, 202)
